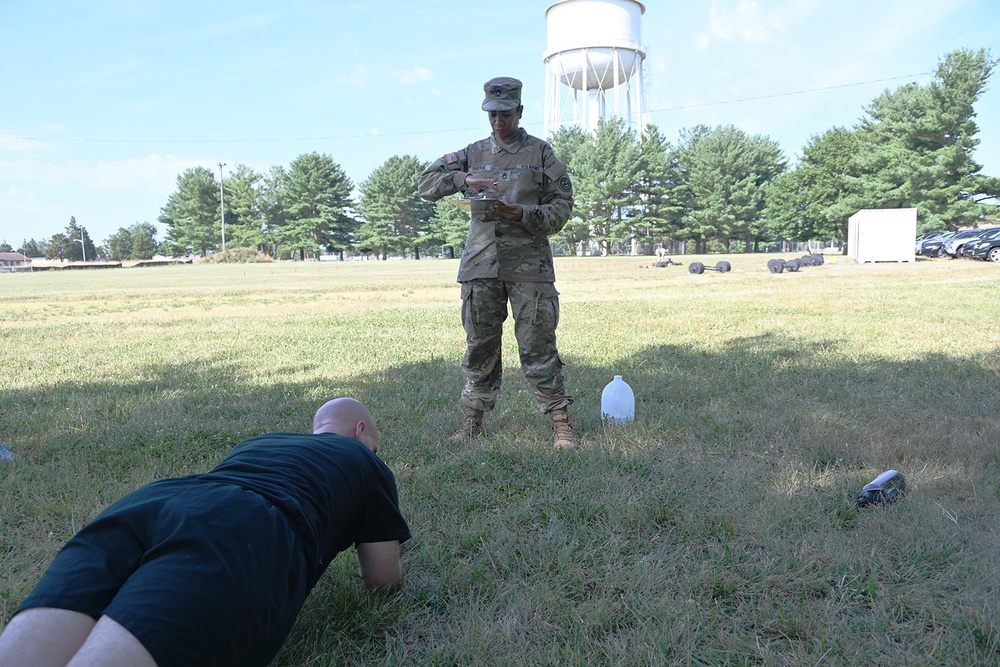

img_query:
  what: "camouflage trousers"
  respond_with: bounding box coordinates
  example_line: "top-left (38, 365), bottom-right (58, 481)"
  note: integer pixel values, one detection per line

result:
top-left (458, 279), bottom-right (572, 414)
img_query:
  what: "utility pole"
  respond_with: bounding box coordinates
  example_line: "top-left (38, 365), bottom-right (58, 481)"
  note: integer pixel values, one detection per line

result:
top-left (218, 162), bottom-right (227, 252)
top-left (73, 227), bottom-right (87, 262)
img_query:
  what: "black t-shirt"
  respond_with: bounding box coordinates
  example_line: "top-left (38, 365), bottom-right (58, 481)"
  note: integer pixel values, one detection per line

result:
top-left (201, 432), bottom-right (411, 586)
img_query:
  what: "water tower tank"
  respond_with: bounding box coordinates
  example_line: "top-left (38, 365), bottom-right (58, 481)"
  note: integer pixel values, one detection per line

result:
top-left (543, 0), bottom-right (647, 136)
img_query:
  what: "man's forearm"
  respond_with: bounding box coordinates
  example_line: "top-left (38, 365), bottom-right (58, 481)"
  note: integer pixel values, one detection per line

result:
top-left (356, 541), bottom-right (403, 591)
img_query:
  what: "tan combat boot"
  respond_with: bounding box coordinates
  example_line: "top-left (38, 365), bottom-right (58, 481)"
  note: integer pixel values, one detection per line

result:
top-left (449, 407), bottom-right (484, 442)
top-left (550, 408), bottom-right (579, 450)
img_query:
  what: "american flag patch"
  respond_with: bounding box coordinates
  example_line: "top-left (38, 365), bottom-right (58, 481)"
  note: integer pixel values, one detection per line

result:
top-left (445, 152), bottom-right (459, 164)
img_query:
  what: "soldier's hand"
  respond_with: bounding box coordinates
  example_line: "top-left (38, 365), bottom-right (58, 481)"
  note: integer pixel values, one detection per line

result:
top-left (492, 198), bottom-right (523, 221)
top-left (465, 175), bottom-right (498, 194)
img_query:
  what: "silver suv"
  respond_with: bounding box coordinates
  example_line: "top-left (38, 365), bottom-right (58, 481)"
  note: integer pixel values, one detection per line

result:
top-left (942, 228), bottom-right (992, 258)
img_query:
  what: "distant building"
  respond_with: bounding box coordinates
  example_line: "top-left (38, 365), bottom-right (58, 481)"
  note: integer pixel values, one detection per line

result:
top-left (0, 252), bottom-right (30, 272)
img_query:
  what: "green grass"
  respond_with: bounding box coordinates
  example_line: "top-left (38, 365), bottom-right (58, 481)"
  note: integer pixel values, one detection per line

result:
top-left (1, 254), bottom-right (999, 665)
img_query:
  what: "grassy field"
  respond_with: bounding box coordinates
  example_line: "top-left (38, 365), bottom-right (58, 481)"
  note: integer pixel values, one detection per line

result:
top-left (1, 254), bottom-right (998, 665)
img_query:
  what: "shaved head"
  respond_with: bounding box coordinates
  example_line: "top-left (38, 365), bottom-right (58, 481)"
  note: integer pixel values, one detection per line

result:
top-left (313, 398), bottom-right (380, 452)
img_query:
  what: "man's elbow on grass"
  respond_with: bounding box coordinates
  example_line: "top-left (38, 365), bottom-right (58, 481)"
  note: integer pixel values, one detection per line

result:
top-left (356, 540), bottom-right (403, 591)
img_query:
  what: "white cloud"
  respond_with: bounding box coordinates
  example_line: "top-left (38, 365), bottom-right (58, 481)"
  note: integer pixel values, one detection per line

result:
top-left (335, 63), bottom-right (371, 87)
top-left (0, 153), bottom-right (218, 242)
top-left (695, 0), bottom-right (822, 52)
top-left (696, 1), bottom-right (777, 51)
top-left (87, 154), bottom-right (199, 195)
top-left (406, 134), bottom-right (436, 151)
top-left (0, 135), bottom-right (58, 155)
top-left (393, 66), bottom-right (433, 85)
top-left (172, 12), bottom-right (280, 42)
top-left (846, 0), bottom-right (968, 61)
top-left (0, 153), bottom-right (203, 196)
top-left (1, 184), bottom-right (62, 217)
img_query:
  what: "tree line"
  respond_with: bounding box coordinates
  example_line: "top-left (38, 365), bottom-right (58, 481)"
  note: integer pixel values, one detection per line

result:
top-left (548, 48), bottom-right (998, 256)
top-left (4, 219), bottom-right (159, 262)
top-left (6, 48), bottom-right (997, 261)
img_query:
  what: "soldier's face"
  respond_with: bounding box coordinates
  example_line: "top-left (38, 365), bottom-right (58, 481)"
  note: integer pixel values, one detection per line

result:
top-left (489, 106), bottom-right (523, 141)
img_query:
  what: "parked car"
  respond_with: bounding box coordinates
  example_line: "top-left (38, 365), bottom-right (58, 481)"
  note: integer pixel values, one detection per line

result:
top-left (942, 228), bottom-right (992, 258)
top-left (968, 231), bottom-right (1000, 262)
top-left (919, 232), bottom-right (956, 257)
top-left (915, 231), bottom-right (947, 255)
top-left (961, 227), bottom-right (1000, 258)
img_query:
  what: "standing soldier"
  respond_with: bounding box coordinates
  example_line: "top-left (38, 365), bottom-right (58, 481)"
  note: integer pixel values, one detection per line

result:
top-left (418, 76), bottom-right (578, 450)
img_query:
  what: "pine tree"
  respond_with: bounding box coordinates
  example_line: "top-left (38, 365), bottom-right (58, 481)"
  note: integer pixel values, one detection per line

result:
top-left (159, 167), bottom-right (221, 257)
top-left (571, 118), bottom-right (642, 255)
top-left (281, 153), bottom-right (354, 260)
top-left (428, 196), bottom-right (471, 259)
top-left (765, 126), bottom-right (863, 245)
top-left (223, 164), bottom-right (266, 251)
top-left (857, 48), bottom-right (996, 230)
top-left (635, 124), bottom-right (686, 251)
top-left (356, 155), bottom-right (434, 260)
top-left (548, 126), bottom-right (591, 254)
top-left (678, 126), bottom-right (785, 253)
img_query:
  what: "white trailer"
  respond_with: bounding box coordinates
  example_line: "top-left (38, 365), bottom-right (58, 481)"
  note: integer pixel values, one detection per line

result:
top-left (847, 208), bottom-right (917, 263)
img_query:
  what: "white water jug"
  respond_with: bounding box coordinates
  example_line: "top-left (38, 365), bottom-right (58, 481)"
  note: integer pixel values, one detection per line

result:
top-left (601, 375), bottom-right (634, 423)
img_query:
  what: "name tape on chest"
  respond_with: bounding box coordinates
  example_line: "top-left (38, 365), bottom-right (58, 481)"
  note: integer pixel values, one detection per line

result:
top-left (469, 164), bottom-right (541, 173)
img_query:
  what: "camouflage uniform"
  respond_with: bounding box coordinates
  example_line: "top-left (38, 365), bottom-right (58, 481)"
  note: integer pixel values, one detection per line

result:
top-left (418, 79), bottom-right (574, 415)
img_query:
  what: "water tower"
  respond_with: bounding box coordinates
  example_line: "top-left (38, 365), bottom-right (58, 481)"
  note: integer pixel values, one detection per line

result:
top-left (543, 0), bottom-right (647, 138)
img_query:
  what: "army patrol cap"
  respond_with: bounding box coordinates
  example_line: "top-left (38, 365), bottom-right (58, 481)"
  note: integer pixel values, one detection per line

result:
top-left (482, 77), bottom-right (522, 111)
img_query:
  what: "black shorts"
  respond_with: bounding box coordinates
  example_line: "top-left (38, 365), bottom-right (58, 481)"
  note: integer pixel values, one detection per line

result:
top-left (17, 479), bottom-right (309, 667)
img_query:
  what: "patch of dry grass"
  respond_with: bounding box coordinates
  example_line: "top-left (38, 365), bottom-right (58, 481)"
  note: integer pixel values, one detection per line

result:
top-left (1, 255), bottom-right (998, 665)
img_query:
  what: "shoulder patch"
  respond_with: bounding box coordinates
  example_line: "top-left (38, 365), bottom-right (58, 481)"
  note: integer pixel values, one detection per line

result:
top-left (559, 175), bottom-right (572, 192)
top-left (444, 152), bottom-right (459, 165)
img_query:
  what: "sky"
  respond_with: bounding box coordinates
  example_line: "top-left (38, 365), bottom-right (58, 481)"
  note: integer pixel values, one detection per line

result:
top-left (1, 0), bottom-right (998, 248)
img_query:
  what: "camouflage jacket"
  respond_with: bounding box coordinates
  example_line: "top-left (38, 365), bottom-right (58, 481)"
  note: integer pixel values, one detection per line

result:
top-left (418, 129), bottom-right (574, 282)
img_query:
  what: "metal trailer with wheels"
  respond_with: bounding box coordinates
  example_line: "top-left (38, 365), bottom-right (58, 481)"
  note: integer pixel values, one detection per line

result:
top-left (688, 261), bottom-right (732, 274)
top-left (767, 254), bottom-right (824, 273)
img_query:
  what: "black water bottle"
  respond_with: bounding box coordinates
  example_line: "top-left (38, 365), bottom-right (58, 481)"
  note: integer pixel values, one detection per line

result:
top-left (855, 470), bottom-right (906, 507)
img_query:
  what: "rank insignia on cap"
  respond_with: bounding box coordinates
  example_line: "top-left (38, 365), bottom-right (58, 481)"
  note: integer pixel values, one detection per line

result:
top-left (445, 152), bottom-right (459, 164)
top-left (481, 77), bottom-right (522, 111)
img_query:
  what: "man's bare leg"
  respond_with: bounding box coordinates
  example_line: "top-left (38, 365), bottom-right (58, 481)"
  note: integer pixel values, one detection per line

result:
top-left (0, 607), bottom-right (96, 667)
top-left (67, 615), bottom-right (157, 667)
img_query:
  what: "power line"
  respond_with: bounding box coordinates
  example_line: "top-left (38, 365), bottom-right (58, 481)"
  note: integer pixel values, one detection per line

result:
top-left (646, 72), bottom-right (932, 113)
top-left (0, 72), bottom-right (934, 146)
top-left (980, 120), bottom-right (1000, 135)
